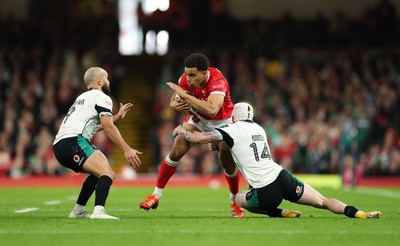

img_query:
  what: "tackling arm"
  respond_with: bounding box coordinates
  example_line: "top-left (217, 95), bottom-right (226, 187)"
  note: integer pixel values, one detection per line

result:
top-left (173, 125), bottom-right (223, 144)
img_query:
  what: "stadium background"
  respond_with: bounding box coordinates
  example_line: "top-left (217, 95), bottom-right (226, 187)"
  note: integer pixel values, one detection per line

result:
top-left (0, 0), bottom-right (399, 186)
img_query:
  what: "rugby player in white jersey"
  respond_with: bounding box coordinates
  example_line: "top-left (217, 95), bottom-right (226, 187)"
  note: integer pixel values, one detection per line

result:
top-left (172, 102), bottom-right (382, 219)
top-left (53, 67), bottom-right (142, 219)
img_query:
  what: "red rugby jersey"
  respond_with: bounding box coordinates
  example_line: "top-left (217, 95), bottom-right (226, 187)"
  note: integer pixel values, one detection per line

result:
top-left (178, 67), bottom-right (233, 120)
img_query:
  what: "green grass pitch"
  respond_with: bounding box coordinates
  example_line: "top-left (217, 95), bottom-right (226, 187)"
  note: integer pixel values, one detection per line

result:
top-left (0, 185), bottom-right (399, 246)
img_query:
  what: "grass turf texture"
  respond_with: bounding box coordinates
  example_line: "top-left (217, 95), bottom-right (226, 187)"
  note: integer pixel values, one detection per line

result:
top-left (0, 186), bottom-right (399, 246)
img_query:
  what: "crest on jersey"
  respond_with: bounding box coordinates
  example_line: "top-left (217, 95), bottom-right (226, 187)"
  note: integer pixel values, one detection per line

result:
top-left (73, 155), bottom-right (80, 163)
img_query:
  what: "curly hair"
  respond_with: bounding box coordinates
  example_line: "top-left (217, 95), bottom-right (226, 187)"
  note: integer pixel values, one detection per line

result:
top-left (183, 53), bottom-right (209, 71)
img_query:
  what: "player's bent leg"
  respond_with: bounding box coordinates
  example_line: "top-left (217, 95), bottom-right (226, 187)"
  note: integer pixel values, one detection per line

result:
top-left (218, 141), bottom-right (236, 175)
top-left (218, 142), bottom-right (244, 217)
top-left (235, 191), bottom-right (300, 218)
top-left (235, 191), bottom-right (261, 215)
top-left (139, 158), bottom-right (176, 211)
top-left (83, 150), bottom-right (115, 179)
top-left (140, 136), bottom-right (192, 211)
top-left (69, 175), bottom-right (99, 219)
top-left (81, 151), bottom-right (118, 219)
top-left (139, 156), bottom-right (182, 210)
top-left (297, 184), bottom-right (382, 218)
top-left (296, 183), bottom-right (327, 209)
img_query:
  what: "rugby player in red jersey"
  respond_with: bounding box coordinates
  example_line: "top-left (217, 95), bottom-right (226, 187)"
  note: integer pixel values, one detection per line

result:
top-left (139, 53), bottom-right (244, 217)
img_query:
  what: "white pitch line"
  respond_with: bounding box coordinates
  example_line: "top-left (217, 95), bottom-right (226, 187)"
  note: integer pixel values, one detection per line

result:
top-left (354, 187), bottom-right (400, 199)
top-left (0, 229), bottom-right (398, 235)
top-left (14, 207), bottom-right (39, 213)
top-left (44, 200), bottom-right (62, 205)
top-left (66, 195), bottom-right (78, 201)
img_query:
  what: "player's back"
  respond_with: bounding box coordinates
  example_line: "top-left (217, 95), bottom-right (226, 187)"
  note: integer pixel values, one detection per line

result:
top-left (53, 89), bottom-right (107, 144)
top-left (223, 121), bottom-right (282, 188)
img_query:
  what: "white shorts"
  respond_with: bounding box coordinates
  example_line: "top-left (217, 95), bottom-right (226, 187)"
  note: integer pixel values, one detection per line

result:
top-left (186, 114), bottom-right (232, 132)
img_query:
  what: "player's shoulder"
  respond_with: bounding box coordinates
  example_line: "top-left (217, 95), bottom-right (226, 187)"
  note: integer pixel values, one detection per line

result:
top-left (209, 67), bottom-right (223, 77)
top-left (93, 88), bottom-right (109, 97)
top-left (209, 67), bottom-right (227, 83)
top-left (84, 89), bottom-right (112, 104)
top-left (178, 73), bottom-right (188, 85)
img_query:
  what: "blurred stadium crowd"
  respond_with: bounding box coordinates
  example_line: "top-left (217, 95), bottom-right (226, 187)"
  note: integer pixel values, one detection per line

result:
top-left (0, 1), bottom-right (122, 177)
top-left (151, 0), bottom-right (400, 178)
top-left (0, 0), bottom-right (399, 178)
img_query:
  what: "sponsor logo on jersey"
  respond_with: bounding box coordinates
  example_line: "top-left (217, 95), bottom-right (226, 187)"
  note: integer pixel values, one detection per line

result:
top-left (192, 115), bottom-right (201, 123)
top-left (246, 190), bottom-right (254, 200)
top-left (296, 185), bottom-right (303, 195)
top-left (104, 99), bottom-right (112, 108)
top-left (73, 155), bottom-right (80, 163)
top-left (212, 84), bottom-right (223, 90)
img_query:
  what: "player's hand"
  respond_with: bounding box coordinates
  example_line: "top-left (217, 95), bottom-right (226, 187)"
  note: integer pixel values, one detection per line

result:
top-left (173, 125), bottom-right (185, 137)
top-left (208, 142), bottom-right (219, 151)
top-left (166, 82), bottom-right (186, 98)
top-left (170, 99), bottom-right (191, 112)
top-left (124, 148), bottom-right (143, 168)
top-left (115, 102), bottom-right (133, 121)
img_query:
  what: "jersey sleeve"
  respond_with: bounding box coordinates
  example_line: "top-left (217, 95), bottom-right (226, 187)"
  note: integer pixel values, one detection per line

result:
top-left (95, 93), bottom-right (113, 117)
top-left (216, 127), bottom-right (234, 148)
top-left (209, 79), bottom-right (227, 96)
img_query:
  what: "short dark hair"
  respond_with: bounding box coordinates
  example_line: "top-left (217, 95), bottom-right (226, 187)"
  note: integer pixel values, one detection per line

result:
top-left (184, 53), bottom-right (209, 71)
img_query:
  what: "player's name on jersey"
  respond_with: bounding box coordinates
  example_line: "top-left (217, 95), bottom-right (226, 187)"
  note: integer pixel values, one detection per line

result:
top-left (73, 99), bottom-right (85, 106)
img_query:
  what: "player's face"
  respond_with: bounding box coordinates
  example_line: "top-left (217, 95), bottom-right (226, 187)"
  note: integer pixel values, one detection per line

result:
top-left (184, 67), bottom-right (207, 88)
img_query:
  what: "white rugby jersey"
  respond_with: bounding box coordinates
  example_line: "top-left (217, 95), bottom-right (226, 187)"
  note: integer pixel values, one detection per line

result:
top-left (217, 121), bottom-right (283, 188)
top-left (53, 89), bottom-right (113, 144)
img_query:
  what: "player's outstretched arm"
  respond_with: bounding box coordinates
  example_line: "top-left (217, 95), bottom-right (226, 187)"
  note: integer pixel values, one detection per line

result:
top-left (173, 125), bottom-right (223, 144)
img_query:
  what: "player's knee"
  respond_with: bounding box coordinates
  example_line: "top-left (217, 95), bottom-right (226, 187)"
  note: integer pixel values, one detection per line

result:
top-left (235, 192), bottom-right (247, 207)
top-left (109, 171), bottom-right (116, 180)
top-left (165, 154), bottom-right (180, 167)
top-left (223, 166), bottom-right (237, 177)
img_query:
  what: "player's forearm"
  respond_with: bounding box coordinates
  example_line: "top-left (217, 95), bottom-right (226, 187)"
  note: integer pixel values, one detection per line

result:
top-left (177, 128), bottom-right (222, 144)
top-left (185, 97), bottom-right (219, 117)
top-left (113, 114), bottom-right (121, 123)
top-left (102, 124), bottom-right (131, 151)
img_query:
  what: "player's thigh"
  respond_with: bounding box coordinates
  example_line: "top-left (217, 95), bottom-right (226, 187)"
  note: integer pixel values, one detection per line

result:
top-left (83, 150), bottom-right (115, 179)
top-left (169, 135), bottom-right (193, 160)
top-left (296, 183), bottom-right (325, 207)
top-left (169, 123), bottom-right (199, 160)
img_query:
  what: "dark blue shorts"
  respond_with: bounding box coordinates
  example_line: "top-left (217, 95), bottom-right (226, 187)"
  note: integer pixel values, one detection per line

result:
top-left (53, 136), bottom-right (96, 173)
